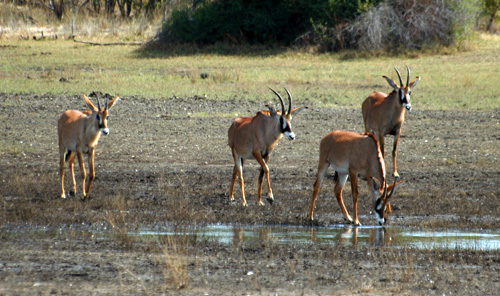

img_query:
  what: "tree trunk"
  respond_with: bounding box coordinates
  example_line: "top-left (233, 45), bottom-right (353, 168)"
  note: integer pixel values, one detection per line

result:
top-left (116, 0), bottom-right (132, 18)
top-left (51, 0), bottom-right (65, 20)
top-left (105, 0), bottom-right (116, 15)
top-left (486, 10), bottom-right (498, 31)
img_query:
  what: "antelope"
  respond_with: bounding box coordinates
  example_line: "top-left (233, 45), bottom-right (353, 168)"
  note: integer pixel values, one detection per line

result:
top-left (58, 94), bottom-right (119, 200)
top-left (228, 88), bottom-right (306, 206)
top-left (362, 66), bottom-right (420, 178)
top-left (308, 130), bottom-right (403, 226)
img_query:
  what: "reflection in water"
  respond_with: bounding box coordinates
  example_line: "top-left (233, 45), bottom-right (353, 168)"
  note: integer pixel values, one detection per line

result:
top-left (310, 226), bottom-right (391, 247)
top-left (205, 225), bottom-right (500, 250)
top-left (2, 225), bottom-right (500, 251)
top-left (232, 227), bottom-right (271, 245)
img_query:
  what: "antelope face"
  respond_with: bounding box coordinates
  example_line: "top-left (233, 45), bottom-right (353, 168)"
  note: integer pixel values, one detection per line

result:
top-left (84, 93), bottom-right (119, 136)
top-left (374, 197), bottom-right (388, 225)
top-left (373, 178), bottom-right (402, 225)
top-left (393, 66), bottom-right (420, 112)
top-left (97, 109), bottom-right (110, 135)
top-left (400, 88), bottom-right (412, 111)
top-left (280, 115), bottom-right (295, 140)
top-left (371, 177), bottom-right (396, 225)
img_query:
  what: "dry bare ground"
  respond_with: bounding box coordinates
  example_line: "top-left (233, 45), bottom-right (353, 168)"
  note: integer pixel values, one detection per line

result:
top-left (0, 93), bottom-right (499, 295)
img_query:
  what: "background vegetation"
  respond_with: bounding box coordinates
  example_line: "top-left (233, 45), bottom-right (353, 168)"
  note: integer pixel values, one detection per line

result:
top-left (1, 0), bottom-right (500, 51)
top-left (1, 0), bottom-right (500, 111)
top-left (161, 0), bottom-right (480, 52)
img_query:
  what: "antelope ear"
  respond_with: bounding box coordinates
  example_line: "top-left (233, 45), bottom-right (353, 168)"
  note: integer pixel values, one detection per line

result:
top-left (107, 96), bottom-right (120, 110)
top-left (410, 77), bottom-right (420, 88)
top-left (387, 180), bottom-right (405, 192)
top-left (83, 94), bottom-right (98, 112)
top-left (266, 105), bottom-right (278, 117)
top-left (383, 75), bottom-right (399, 91)
top-left (371, 177), bottom-right (381, 191)
top-left (290, 106), bottom-right (307, 115)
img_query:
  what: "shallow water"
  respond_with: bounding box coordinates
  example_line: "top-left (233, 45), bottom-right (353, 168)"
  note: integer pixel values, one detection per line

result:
top-left (167, 224), bottom-right (500, 251)
top-left (3, 224), bottom-right (500, 251)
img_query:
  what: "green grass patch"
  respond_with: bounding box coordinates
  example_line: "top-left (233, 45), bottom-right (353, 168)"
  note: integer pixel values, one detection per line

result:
top-left (1, 34), bottom-right (499, 110)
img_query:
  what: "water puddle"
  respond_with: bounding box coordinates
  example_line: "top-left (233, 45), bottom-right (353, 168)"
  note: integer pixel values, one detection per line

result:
top-left (3, 224), bottom-right (500, 251)
top-left (158, 225), bottom-right (500, 250)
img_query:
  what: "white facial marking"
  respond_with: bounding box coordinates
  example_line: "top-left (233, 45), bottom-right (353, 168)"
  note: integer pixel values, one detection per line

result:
top-left (285, 131), bottom-right (295, 140)
top-left (375, 212), bottom-right (385, 225)
top-left (403, 102), bottom-right (412, 111)
top-left (101, 128), bottom-right (110, 135)
top-left (282, 120), bottom-right (287, 130)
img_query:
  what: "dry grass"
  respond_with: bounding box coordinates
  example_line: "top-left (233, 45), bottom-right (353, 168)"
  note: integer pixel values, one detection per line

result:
top-left (0, 2), bottom-right (161, 42)
top-left (104, 195), bottom-right (133, 249)
top-left (154, 233), bottom-right (189, 291)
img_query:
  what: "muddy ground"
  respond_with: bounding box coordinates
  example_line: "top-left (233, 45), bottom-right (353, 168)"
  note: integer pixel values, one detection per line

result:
top-left (0, 93), bottom-right (499, 295)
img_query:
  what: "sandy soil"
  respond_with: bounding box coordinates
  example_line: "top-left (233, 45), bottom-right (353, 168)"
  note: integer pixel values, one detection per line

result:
top-left (0, 93), bottom-right (499, 295)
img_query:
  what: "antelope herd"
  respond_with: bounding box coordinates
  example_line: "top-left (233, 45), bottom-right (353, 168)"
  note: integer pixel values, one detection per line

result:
top-left (58, 67), bottom-right (419, 226)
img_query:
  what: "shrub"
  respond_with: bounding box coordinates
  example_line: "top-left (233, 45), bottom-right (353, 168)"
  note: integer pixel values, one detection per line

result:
top-left (160, 0), bottom-right (480, 52)
top-left (343, 0), bottom-right (480, 51)
top-left (160, 0), bottom-right (380, 46)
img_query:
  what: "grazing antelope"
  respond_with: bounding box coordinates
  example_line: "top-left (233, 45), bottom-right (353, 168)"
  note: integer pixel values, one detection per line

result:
top-left (58, 94), bottom-right (119, 200)
top-left (308, 130), bottom-right (403, 225)
top-left (228, 88), bottom-right (306, 206)
top-left (362, 66), bottom-right (420, 178)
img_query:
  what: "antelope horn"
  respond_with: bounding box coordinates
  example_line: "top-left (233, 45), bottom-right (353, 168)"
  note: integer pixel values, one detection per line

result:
top-left (269, 88), bottom-right (285, 115)
top-left (386, 178), bottom-right (398, 200)
top-left (284, 87), bottom-right (292, 115)
top-left (394, 67), bottom-right (404, 88)
top-left (96, 96), bottom-right (101, 111)
top-left (381, 181), bottom-right (387, 199)
top-left (406, 66), bottom-right (410, 88)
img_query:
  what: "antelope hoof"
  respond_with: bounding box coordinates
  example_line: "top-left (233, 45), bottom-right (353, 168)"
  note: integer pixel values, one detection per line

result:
top-left (393, 172), bottom-right (400, 179)
top-left (242, 202), bottom-right (248, 207)
top-left (81, 195), bottom-right (88, 201)
top-left (266, 197), bottom-right (274, 205)
top-left (69, 191), bottom-right (75, 197)
top-left (354, 221), bottom-right (362, 227)
top-left (258, 201), bottom-right (265, 206)
top-left (60, 193), bottom-right (66, 199)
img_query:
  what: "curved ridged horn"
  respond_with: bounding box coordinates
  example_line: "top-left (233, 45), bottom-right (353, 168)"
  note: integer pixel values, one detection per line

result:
top-left (381, 181), bottom-right (387, 199)
top-left (394, 67), bottom-right (404, 88)
top-left (386, 178), bottom-right (397, 200)
top-left (269, 88), bottom-right (286, 115)
top-left (284, 88), bottom-right (292, 115)
top-left (96, 96), bottom-right (101, 111)
top-left (406, 65), bottom-right (410, 88)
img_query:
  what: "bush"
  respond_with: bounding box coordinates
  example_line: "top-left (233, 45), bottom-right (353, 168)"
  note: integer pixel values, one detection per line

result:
top-left (160, 0), bottom-right (480, 52)
top-left (160, 0), bottom-right (380, 46)
top-left (314, 0), bottom-right (481, 52)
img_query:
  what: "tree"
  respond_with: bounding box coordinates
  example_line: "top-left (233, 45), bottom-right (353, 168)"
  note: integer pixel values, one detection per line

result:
top-left (117, 0), bottom-right (132, 18)
top-left (484, 0), bottom-right (500, 31)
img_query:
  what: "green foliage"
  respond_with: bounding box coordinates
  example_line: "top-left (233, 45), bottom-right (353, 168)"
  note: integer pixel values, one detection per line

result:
top-left (161, 0), bottom-right (381, 46)
top-left (481, 0), bottom-right (500, 30)
top-left (329, 0), bottom-right (383, 21)
top-left (162, 0), bottom-right (481, 51)
top-left (446, 0), bottom-right (481, 43)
